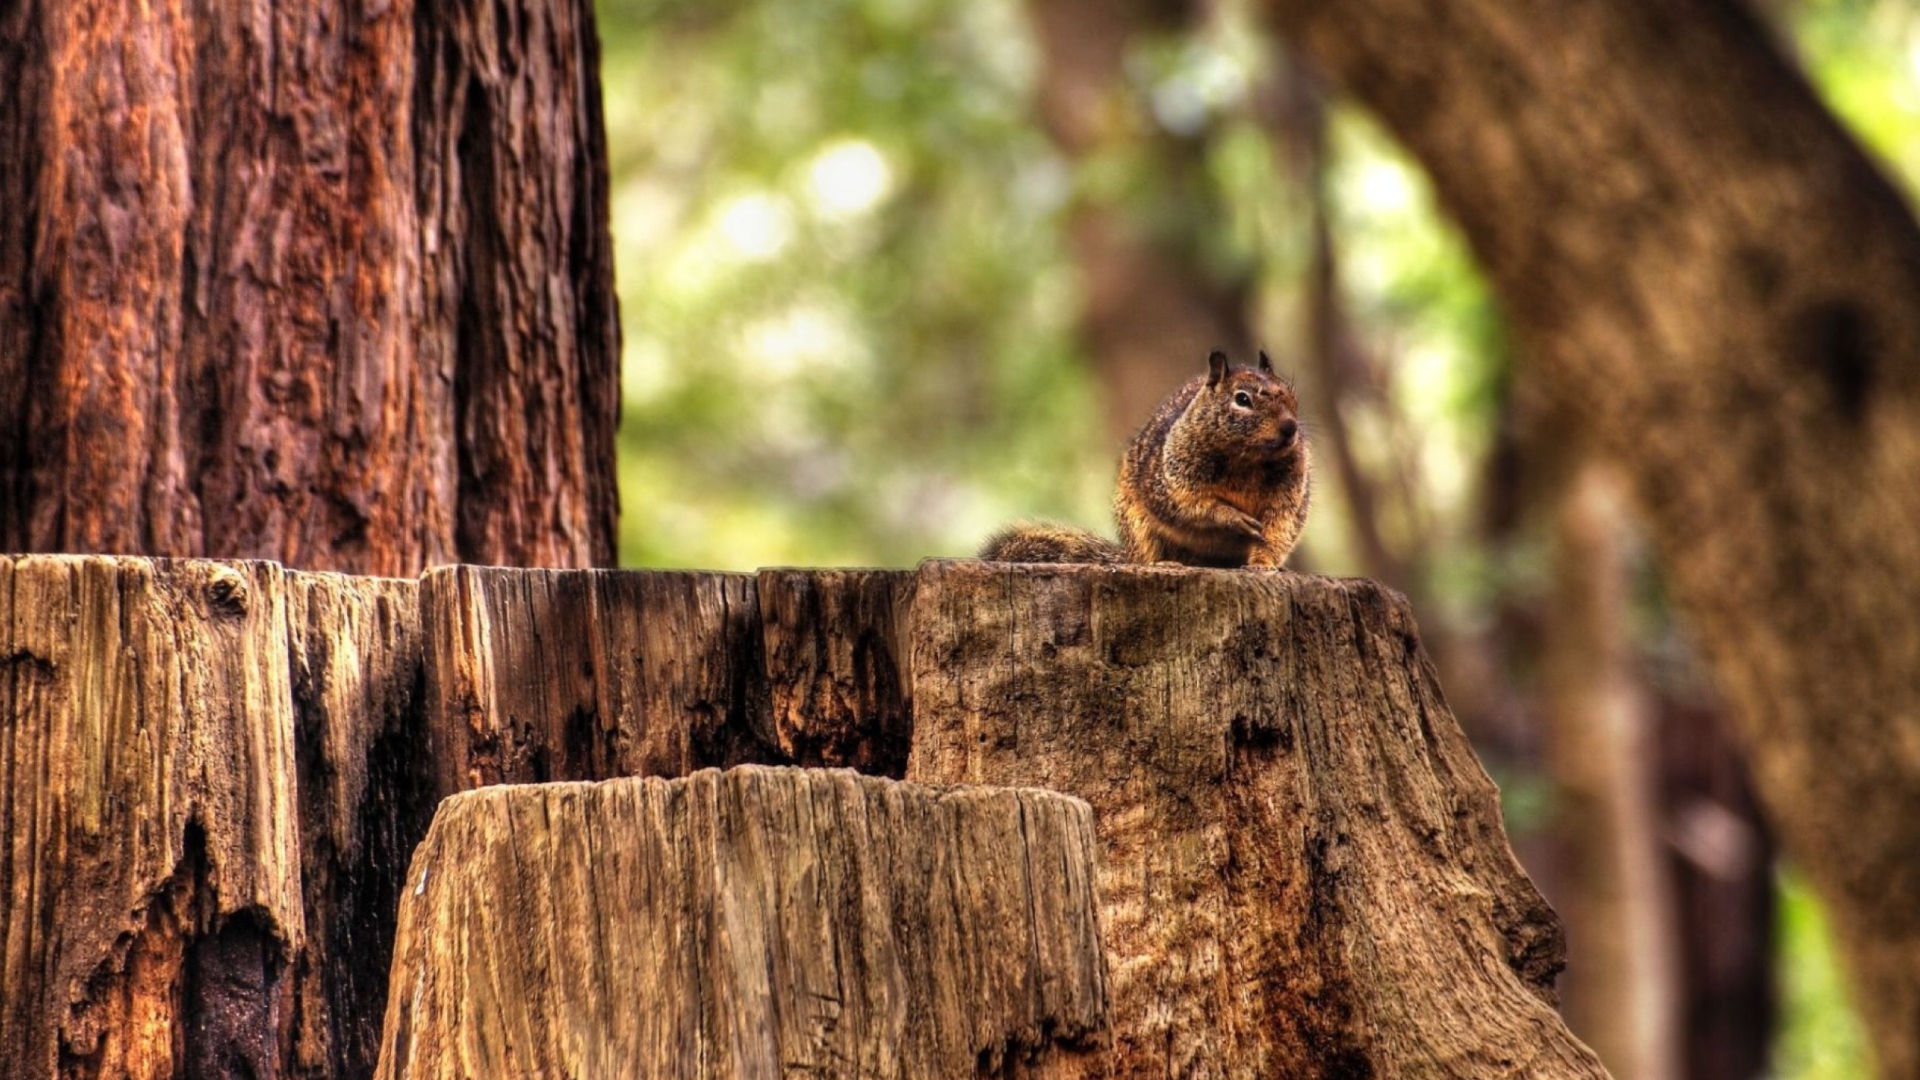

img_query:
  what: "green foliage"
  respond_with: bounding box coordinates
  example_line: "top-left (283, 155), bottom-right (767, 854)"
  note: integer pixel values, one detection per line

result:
top-left (600, 0), bottom-right (1107, 569)
top-left (596, 0), bottom-right (1509, 581)
top-left (1774, 870), bottom-right (1873, 1078)
top-left (1794, 0), bottom-right (1920, 189)
top-left (1316, 106), bottom-right (1506, 602)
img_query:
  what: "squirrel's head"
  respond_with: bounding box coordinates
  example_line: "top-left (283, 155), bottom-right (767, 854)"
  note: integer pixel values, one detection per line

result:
top-left (1192, 349), bottom-right (1302, 462)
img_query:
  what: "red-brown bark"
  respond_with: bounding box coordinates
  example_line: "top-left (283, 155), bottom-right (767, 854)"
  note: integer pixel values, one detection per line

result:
top-left (0, 0), bottom-right (618, 575)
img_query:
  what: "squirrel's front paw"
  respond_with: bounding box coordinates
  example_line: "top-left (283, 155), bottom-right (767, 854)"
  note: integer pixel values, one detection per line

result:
top-left (1244, 546), bottom-right (1282, 569)
top-left (1232, 512), bottom-right (1267, 541)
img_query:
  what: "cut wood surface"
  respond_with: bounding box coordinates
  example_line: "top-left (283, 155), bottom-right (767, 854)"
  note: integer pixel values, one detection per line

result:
top-left (906, 561), bottom-right (1609, 1078)
top-left (1, 556), bottom-right (303, 1080)
top-left (373, 766), bottom-right (1108, 1079)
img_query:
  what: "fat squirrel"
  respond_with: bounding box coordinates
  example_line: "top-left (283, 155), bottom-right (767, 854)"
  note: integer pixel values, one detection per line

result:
top-left (981, 349), bottom-right (1311, 568)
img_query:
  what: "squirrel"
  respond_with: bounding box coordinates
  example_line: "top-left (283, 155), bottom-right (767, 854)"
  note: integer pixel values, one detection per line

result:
top-left (980, 349), bottom-right (1311, 568)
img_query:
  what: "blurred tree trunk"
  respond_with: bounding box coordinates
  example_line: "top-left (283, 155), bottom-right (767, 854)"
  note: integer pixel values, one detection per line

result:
top-left (1026, 0), bottom-right (1253, 443)
top-left (1265, 65), bottom-right (1409, 589)
top-left (0, 0), bottom-right (620, 577)
top-left (1271, 0), bottom-right (1920, 1071)
top-left (1543, 463), bottom-right (1681, 1080)
top-left (1502, 376), bottom-right (1779, 1077)
top-left (1658, 694), bottom-right (1778, 1080)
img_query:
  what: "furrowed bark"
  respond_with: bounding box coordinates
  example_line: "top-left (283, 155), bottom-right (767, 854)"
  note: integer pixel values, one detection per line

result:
top-left (0, 0), bottom-right (617, 574)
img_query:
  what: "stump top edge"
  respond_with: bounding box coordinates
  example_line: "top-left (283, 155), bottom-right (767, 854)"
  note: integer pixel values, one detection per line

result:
top-left (0, 554), bottom-right (1408, 613)
top-left (434, 763), bottom-right (1097, 817)
top-left (0, 553), bottom-right (425, 587)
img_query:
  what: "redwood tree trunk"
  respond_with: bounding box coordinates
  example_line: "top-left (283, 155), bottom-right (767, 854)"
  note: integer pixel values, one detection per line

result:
top-left (0, 0), bottom-right (619, 575)
top-left (1268, 0), bottom-right (1920, 1071)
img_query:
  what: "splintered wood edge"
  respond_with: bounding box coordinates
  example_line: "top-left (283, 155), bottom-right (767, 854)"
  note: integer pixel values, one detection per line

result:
top-left (1, 555), bottom-right (306, 1079)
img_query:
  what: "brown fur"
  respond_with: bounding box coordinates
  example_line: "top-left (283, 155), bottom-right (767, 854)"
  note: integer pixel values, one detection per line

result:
top-left (981, 350), bottom-right (1311, 569)
top-left (979, 522), bottom-right (1127, 564)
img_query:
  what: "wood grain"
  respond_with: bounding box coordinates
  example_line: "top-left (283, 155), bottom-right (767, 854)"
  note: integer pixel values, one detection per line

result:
top-left (757, 569), bottom-right (914, 773)
top-left (1, 556), bottom-right (1598, 1078)
top-left (0, 556), bottom-right (303, 1080)
top-left (906, 560), bottom-right (1608, 1079)
top-left (286, 571), bottom-right (430, 1080)
top-left (374, 766), bottom-right (1109, 1079)
top-left (420, 565), bottom-right (769, 796)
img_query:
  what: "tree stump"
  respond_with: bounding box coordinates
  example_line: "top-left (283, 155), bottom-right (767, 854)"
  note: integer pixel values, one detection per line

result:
top-left (755, 569), bottom-right (915, 775)
top-left (416, 565), bottom-right (917, 790)
top-left (419, 565), bottom-right (768, 793)
top-left (287, 570), bottom-right (430, 1079)
top-left (905, 561), bottom-right (1609, 1078)
top-left (3, 557), bottom-right (1604, 1078)
top-left (373, 766), bottom-right (1109, 1079)
top-left (0, 556), bottom-right (303, 1080)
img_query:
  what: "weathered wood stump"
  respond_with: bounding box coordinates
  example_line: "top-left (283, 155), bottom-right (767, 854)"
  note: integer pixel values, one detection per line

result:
top-left (419, 565), bottom-right (767, 792)
top-left (373, 766), bottom-right (1108, 1078)
top-left (287, 571), bottom-right (429, 1079)
top-left (0, 557), bottom-right (433, 1080)
top-left (417, 565), bottom-right (916, 785)
top-left (3, 556), bottom-right (1606, 1079)
top-left (755, 569), bottom-right (915, 774)
top-left (1, 556), bottom-right (303, 1079)
top-left (905, 562), bottom-right (1608, 1078)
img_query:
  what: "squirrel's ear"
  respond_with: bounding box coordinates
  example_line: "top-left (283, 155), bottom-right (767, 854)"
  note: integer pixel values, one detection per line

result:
top-left (1207, 350), bottom-right (1229, 387)
top-left (1258, 350), bottom-right (1274, 374)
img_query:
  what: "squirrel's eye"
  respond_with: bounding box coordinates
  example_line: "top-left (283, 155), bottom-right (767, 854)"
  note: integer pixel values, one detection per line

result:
top-left (1233, 391), bottom-right (1253, 408)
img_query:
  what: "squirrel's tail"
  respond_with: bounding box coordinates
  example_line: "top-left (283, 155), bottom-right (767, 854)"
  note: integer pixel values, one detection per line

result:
top-left (979, 523), bottom-right (1127, 565)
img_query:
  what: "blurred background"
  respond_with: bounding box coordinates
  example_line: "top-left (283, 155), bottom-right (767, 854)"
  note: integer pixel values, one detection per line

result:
top-left (595, 0), bottom-right (1920, 1075)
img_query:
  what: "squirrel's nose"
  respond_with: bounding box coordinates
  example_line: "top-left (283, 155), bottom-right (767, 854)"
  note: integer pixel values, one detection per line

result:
top-left (1277, 419), bottom-right (1299, 446)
